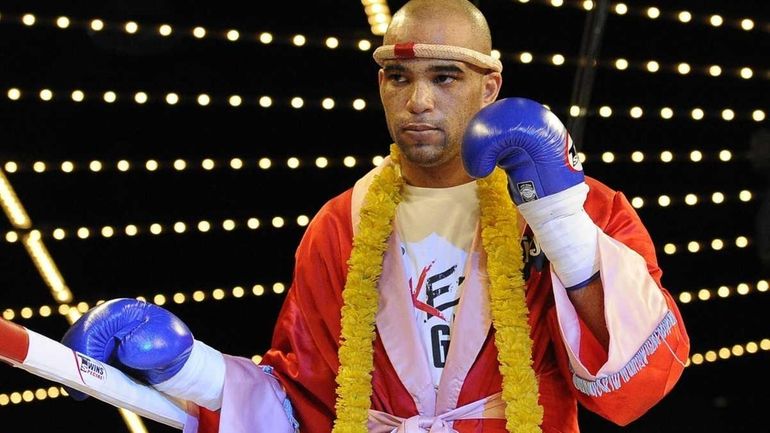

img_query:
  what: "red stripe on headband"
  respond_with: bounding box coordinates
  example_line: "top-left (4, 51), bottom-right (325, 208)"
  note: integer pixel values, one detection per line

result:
top-left (394, 43), bottom-right (416, 58)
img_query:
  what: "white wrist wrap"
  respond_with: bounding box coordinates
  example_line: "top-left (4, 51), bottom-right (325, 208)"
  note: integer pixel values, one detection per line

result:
top-left (517, 182), bottom-right (600, 288)
top-left (153, 340), bottom-right (226, 411)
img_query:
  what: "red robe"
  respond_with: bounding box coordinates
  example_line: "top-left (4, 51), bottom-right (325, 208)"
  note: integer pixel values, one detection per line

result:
top-left (197, 176), bottom-right (689, 433)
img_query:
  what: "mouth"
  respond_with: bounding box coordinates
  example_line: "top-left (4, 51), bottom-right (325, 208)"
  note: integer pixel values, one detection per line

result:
top-left (402, 122), bottom-right (439, 132)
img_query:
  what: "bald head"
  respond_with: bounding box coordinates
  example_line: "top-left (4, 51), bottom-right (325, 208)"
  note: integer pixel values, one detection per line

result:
top-left (384, 0), bottom-right (492, 54)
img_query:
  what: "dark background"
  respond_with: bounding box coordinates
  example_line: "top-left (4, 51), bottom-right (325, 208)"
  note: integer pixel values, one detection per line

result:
top-left (1, 0), bottom-right (769, 431)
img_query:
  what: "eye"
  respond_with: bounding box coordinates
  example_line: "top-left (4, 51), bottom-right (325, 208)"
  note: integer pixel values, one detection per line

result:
top-left (386, 73), bottom-right (407, 84)
top-left (433, 74), bottom-right (457, 84)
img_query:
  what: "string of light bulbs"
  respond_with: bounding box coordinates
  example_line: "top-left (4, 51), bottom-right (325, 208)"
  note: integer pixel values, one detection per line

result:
top-left (0, 149), bottom-right (750, 177)
top-left (1, 12), bottom-right (768, 82)
top-left (3, 88), bottom-right (768, 123)
top-left (3, 215), bottom-right (309, 243)
top-left (2, 275), bottom-right (766, 325)
top-left (1, 282), bottom-right (289, 323)
top-left (1, 225), bottom-right (754, 259)
top-left (512, 0), bottom-right (769, 34)
top-left (0, 191), bottom-right (755, 246)
top-left (678, 280), bottom-right (769, 304)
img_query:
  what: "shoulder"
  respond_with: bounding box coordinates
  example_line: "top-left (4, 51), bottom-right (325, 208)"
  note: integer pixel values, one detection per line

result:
top-left (583, 176), bottom-right (637, 230)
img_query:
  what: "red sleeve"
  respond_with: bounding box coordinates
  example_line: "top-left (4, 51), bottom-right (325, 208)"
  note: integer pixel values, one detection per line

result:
top-left (258, 190), bottom-right (354, 433)
top-left (549, 177), bottom-right (690, 426)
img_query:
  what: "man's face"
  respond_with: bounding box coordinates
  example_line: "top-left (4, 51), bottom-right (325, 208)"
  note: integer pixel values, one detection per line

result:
top-left (378, 59), bottom-right (490, 168)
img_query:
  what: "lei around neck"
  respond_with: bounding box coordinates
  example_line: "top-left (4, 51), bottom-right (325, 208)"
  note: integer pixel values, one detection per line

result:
top-left (333, 145), bottom-right (543, 433)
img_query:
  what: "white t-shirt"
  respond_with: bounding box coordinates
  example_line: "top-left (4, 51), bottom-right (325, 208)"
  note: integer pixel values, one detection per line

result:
top-left (395, 180), bottom-right (479, 388)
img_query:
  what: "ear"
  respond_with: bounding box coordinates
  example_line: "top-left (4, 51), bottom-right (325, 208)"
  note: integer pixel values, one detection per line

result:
top-left (377, 68), bottom-right (386, 89)
top-left (481, 72), bottom-right (502, 106)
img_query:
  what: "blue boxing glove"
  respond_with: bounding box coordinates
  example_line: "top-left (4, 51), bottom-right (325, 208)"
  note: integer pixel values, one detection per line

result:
top-left (62, 298), bottom-right (225, 410)
top-left (463, 97), bottom-right (600, 289)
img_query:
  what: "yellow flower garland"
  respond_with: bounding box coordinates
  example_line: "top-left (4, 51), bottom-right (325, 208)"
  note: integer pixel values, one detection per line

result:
top-left (333, 144), bottom-right (543, 433)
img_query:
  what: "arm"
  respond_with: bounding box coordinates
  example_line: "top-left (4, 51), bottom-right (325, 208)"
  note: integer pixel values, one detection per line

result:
top-left (61, 302), bottom-right (297, 433)
top-left (462, 98), bottom-right (690, 425)
top-left (547, 185), bottom-right (689, 425)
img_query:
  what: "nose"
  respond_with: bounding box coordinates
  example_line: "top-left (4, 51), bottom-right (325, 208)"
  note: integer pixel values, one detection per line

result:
top-left (406, 80), bottom-right (434, 114)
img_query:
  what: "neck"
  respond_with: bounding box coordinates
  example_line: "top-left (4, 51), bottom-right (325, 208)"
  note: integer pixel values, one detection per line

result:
top-left (399, 154), bottom-right (474, 188)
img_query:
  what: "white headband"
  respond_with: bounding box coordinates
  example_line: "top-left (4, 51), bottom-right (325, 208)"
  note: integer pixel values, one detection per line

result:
top-left (373, 42), bottom-right (503, 72)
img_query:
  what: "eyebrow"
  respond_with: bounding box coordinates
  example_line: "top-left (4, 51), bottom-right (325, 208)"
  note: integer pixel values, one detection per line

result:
top-left (428, 65), bottom-right (464, 74)
top-left (382, 63), bottom-right (466, 74)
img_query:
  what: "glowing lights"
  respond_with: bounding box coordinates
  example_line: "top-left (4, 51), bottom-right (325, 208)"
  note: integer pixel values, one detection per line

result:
top-left (719, 150), bottom-right (732, 161)
top-left (660, 151), bottom-right (674, 163)
top-left (258, 96), bottom-right (272, 108)
top-left (89, 160), bottom-right (103, 172)
top-left (193, 27), bottom-right (206, 39)
top-left (598, 106), bottom-right (612, 118)
top-left (325, 37), bottom-right (339, 49)
top-left (689, 150), bottom-right (703, 162)
top-left (753, 110), bottom-right (766, 122)
top-left (103, 91), bottom-right (117, 103)
top-left (56, 16), bottom-right (70, 29)
top-left (551, 54), bottom-right (565, 66)
top-left (159, 24), bottom-right (172, 36)
top-left (741, 19), bottom-right (755, 31)
top-left (353, 98), bottom-right (367, 110)
top-left (646, 61), bottom-right (660, 73)
top-left (691, 108), bottom-right (704, 120)
top-left (646, 7), bottom-right (661, 19)
top-left (292, 34), bottom-right (306, 46)
top-left (165, 93), bottom-right (179, 105)
top-left (322, 98), bottom-right (335, 110)
top-left (226, 30), bottom-right (240, 42)
top-left (22, 14), bottom-right (36, 26)
top-left (71, 90), bottom-right (84, 102)
top-left (197, 94), bottom-right (211, 106)
top-left (601, 152), bottom-right (615, 163)
top-left (259, 32), bottom-right (273, 44)
top-left (711, 192), bottom-right (725, 204)
top-left (660, 107), bottom-right (674, 120)
top-left (519, 52), bottom-right (533, 64)
top-left (740, 67), bottom-right (753, 79)
top-left (134, 91), bottom-right (148, 104)
top-left (7, 88), bottom-right (21, 100)
top-left (90, 19), bottom-right (104, 31)
top-left (721, 108), bottom-right (735, 121)
top-left (145, 160), bottom-right (159, 171)
top-left (735, 236), bottom-right (749, 248)
top-left (614, 3), bottom-right (628, 15)
top-left (290, 97), bottom-right (304, 109)
top-left (739, 190), bottom-right (752, 202)
top-left (358, 40), bottom-right (372, 51)
top-left (629, 107), bottom-right (643, 118)
top-left (124, 21), bottom-right (138, 34)
top-left (678, 11), bottom-right (692, 23)
top-left (39, 89), bottom-right (53, 101)
top-left (677, 63), bottom-right (691, 75)
top-left (228, 95), bottom-right (242, 107)
top-left (709, 15), bottom-right (724, 27)
top-left (363, 0), bottom-right (392, 35)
